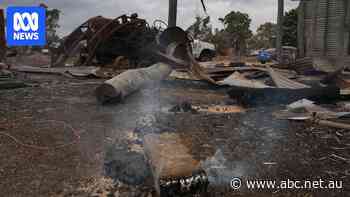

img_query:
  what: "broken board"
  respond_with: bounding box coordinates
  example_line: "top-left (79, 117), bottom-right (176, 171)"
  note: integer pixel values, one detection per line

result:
top-left (143, 133), bottom-right (208, 196)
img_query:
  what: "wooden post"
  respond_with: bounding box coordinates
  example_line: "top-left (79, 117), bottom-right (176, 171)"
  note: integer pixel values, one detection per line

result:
top-left (276, 0), bottom-right (284, 64)
top-left (0, 9), bottom-right (6, 62)
top-left (168, 0), bottom-right (177, 27)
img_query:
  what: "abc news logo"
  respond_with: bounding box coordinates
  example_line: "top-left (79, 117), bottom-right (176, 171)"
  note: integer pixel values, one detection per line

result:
top-left (13, 12), bottom-right (39, 40)
top-left (6, 6), bottom-right (46, 46)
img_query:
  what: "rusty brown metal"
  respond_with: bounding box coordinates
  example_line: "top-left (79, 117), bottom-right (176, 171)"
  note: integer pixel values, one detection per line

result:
top-left (52, 14), bottom-right (154, 67)
top-left (85, 15), bottom-right (147, 66)
top-left (52, 16), bottom-right (110, 67)
top-left (0, 9), bottom-right (6, 62)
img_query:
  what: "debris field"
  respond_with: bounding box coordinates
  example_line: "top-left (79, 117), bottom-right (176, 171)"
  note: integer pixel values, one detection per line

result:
top-left (0, 12), bottom-right (350, 197)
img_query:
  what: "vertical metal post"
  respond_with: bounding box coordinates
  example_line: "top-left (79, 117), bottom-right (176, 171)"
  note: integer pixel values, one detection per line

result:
top-left (0, 9), bottom-right (6, 62)
top-left (168, 0), bottom-right (177, 27)
top-left (277, 0), bottom-right (284, 64)
top-left (297, 1), bottom-right (305, 58)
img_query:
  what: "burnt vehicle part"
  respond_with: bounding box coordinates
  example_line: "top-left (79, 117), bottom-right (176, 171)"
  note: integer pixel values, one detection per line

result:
top-left (95, 27), bottom-right (193, 105)
top-left (156, 26), bottom-right (216, 83)
top-left (52, 14), bottom-right (159, 67)
top-left (95, 26), bottom-right (216, 105)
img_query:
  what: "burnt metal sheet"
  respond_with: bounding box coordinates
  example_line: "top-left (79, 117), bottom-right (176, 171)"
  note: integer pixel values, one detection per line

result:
top-left (300, 0), bottom-right (350, 69)
top-left (267, 66), bottom-right (311, 89)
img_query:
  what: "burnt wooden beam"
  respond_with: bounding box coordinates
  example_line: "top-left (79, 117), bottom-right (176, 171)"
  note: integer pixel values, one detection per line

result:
top-left (143, 133), bottom-right (208, 196)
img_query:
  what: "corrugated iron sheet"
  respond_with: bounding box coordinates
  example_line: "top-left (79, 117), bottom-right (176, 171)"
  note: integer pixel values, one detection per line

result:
top-left (300, 0), bottom-right (349, 68)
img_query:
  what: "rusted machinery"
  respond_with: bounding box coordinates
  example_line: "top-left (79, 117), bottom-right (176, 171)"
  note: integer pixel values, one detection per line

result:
top-left (95, 26), bottom-right (216, 104)
top-left (52, 14), bottom-right (159, 67)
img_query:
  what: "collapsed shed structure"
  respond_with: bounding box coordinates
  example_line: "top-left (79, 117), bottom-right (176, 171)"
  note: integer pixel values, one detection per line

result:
top-left (298, 0), bottom-right (350, 72)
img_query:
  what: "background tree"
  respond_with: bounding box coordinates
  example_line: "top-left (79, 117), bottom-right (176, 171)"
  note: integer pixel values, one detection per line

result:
top-left (282, 8), bottom-right (298, 47)
top-left (248, 22), bottom-right (277, 50)
top-left (46, 8), bottom-right (61, 46)
top-left (219, 11), bottom-right (252, 55)
top-left (186, 16), bottom-right (213, 42)
top-left (211, 28), bottom-right (231, 54)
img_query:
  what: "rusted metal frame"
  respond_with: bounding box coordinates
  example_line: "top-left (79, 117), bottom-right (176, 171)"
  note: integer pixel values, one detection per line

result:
top-left (52, 19), bottom-right (94, 66)
top-left (86, 18), bottom-right (121, 48)
top-left (53, 16), bottom-right (127, 66)
top-left (59, 17), bottom-right (96, 54)
top-left (52, 33), bottom-right (86, 66)
top-left (84, 17), bottom-right (146, 65)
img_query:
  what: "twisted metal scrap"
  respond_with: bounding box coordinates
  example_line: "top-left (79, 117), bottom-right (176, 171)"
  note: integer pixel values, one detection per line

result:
top-left (52, 15), bottom-right (147, 67)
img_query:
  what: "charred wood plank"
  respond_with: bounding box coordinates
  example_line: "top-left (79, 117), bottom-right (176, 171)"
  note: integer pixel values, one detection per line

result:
top-left (143, 133), bottom-right (208, 196)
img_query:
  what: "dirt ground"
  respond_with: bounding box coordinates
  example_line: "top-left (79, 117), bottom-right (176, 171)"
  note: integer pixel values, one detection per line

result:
top-left (0, 72), bottom-right (349, 197)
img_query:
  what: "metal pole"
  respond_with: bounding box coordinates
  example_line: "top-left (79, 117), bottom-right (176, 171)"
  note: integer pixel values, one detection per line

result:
top-left (276, 0), bottom-right (284, 64)
top-left (297, 1), bottom-right (305, 58)
top-left (168, 0), bottom-right (177, 27)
